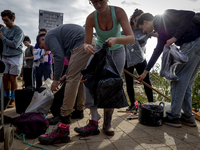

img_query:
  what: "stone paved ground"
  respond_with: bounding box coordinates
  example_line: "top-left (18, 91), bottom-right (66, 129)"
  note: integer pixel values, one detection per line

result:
top-left (1, 107), bottom-right (200, 150)
top-left (1, 81), bottom-right (200, 150)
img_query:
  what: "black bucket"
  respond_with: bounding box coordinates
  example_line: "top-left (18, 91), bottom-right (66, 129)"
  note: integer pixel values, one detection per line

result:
top-left (138, 101), bottom-right (164, 126)
top-left (15, 87), bottom-right (35, 114)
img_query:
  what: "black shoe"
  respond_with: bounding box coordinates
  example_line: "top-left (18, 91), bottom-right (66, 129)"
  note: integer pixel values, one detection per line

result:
top-left (126, 105), bottom-right (136, 111)
top-left (71, 110), bottom-right (84, 119)
top-left (48, 114), bottom-right (71, 125)
top-left (163, 117), bottom-right (181, 128)
top-left (180, 117), bottom-right (197, 127)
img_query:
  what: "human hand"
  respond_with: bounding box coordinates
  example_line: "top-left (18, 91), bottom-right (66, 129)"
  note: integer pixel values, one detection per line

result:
top-left (84, 43), bottom-right (95, 55)
top-left (60, 74), bottom-right (66, 85)
top-left (152, 32), bottom-right (158, 37)
top-left (105, 37), bottom-right (117, 48)
top-left (166, 37), bottom-right (177, 49)
top-left (137, 70), bottom-right (149, 82)
top-left (51, 80), bottom-right (60, 91)
top-left (45, 51), bottom-right (51, 55)
top-left (0, 31), bottom-right (3, 37)
top-left (0, 24), bottom-right (4, 28)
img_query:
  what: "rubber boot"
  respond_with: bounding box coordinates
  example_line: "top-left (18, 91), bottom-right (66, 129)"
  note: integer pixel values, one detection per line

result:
top-left (103, 108), bottom-right (114, 136)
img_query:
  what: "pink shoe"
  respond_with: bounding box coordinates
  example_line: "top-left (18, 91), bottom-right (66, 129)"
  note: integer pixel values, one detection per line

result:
top-left (38, 122), bottom-right (70, 145)
top-left (74, 120), bottom-right (100, 136)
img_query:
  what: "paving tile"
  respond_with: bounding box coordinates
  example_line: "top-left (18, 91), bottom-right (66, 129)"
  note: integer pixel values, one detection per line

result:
top-left (147, 146), bottom-right (172, 150)
top-left (111, 139), bottom-right (145, 150)
top-left (141, 128), bottom-right (166, 137)
top-left (127, 129), bottom-right (151, 139)
top-left (133, 136), bottom-right (167, 149)
top-left (82, 131), bottom-right (109, 143)
top-left (170, 144), bottom-right (199, 150)
top-left (116, 121), bottom-right (136, 132)
top-left (193, 142), bottom-right (200, 149)
top-left (155, 135), bottom-right (185, 146)
top-left (86, 140), bottom-right (117, 150)
top-left (173, 133), bottom-right (200, 144)
top-left (2, 92), bottom-right (200, 150)
top-left (104, 131), bottom-right (130, 141)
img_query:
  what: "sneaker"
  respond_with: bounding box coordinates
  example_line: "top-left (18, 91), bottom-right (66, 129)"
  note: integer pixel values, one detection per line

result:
top-left (71, 110), bottom-right (84, 119)
top-left (11, 93), bottom-right (15, 101)
top-left (38, 122), bottom-right (70, 145)
top-left (3, 90), bottom-right (7, 97)
top-left (163, 117), bottom-right (182, 128)
top-left (180, 118), bottom-right (197, 127)
top-left (7, 100), bottom-right (15, 108)
top-left (74, 120), bottom-right (100, 136)
top-left (48, 114), bottom-right (71, 125)
top-left (126, 105), bottom-right (136, 111)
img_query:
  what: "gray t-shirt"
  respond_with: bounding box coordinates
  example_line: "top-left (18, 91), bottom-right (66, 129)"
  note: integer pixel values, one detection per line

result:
top-left (24, 45), bottom-right (34, 68)
top-left (122, 28), bottom-right (152, 54)
top-left (44, 24), bottom-right (85, 80)
top-left (0, 25), bottom-right (24, 57)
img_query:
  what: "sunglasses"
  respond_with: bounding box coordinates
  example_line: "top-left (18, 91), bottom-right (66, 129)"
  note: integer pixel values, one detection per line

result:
top-left (90, 0), bottom-right (104, 5)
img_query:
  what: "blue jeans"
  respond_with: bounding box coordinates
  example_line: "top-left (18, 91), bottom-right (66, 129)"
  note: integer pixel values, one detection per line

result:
top-left (35, 64), bottom-right (52, 88)
top-left (167, 37), bottom-right (200, 122)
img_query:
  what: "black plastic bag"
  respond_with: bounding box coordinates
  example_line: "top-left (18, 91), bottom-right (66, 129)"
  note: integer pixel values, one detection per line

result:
top-left (50, 82), bottom-right (66, 117)
top-left (81, 42), bottom-right (128, 108)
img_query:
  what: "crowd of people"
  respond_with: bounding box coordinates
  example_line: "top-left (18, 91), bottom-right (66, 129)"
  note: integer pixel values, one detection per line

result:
top-left (0, 0), bottom-right (200, 146)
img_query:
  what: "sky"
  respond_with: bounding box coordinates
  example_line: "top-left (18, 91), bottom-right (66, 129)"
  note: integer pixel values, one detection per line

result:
top-left (0, 0), bottom-right (200, 68)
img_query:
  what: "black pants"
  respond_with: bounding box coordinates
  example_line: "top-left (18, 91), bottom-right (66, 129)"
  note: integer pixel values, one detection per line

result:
top-left (124, 59), bottom-right (153, 105)
top-left (24, 67), bottom-right (33, 88)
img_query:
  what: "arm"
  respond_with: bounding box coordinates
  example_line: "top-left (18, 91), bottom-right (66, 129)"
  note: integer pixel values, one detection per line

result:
top-left (0, 27), bottom-right (24, 49)
top-left (46, 38), bottom-right (65, 91)
top-left (84, 12), bottom-right (96, 55)
top-left (106, 7), bottom-right (135, 47)
top-left (23, 56), bottom-right (34, 60)
top-left (138, 37), bottom-right (165, 81)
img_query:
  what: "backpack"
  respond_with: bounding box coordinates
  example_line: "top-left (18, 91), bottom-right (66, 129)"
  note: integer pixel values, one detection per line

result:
top-left (12, 112), bottom-right (49, 139)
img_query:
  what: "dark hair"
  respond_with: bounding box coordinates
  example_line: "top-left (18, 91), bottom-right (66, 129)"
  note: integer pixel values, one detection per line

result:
top-left (1, 10), bottom-right (15, 20)
top-left (130, 9), bottom-right (143, 27)
top-left (39, 28), bottom-right (47, 34)
top-left (137, 13), bottom-right (154, 27)
top-left (23, 36), bottom-right (31, 43)
top-left (36, 33), bottom-right (46, 48)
